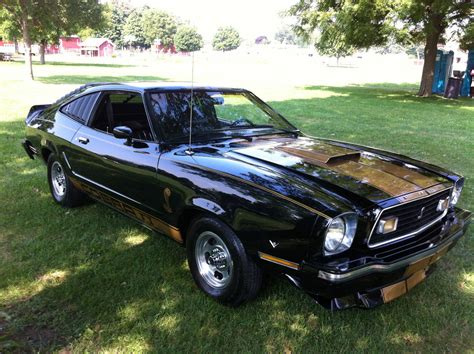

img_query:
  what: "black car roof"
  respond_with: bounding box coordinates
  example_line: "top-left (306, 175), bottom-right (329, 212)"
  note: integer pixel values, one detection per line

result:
top-left (82, 82), bottom-right (248, 94)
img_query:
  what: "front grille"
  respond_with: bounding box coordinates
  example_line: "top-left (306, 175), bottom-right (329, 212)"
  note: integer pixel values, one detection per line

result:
top-left (368, 188), bottom-right (451, 248)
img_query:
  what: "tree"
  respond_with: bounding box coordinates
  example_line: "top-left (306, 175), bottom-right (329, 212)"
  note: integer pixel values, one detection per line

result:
top-left (142, 9), bottom-right (178, 48)
top-left (314, 22), bottom-right (356, 65)
top-left (275, 28), bottom-right (296, 45)
top-left (101, 1), bottom-right (130, 49)
top-left (174, 26), bottom-right (203, 52)
top-left (0, 8), bottom-right (21, 50)
top-left (289, 0), bottom-right (473, 97)
top-left (123, 7), bottom-right (148, 49)
top-left (35, 0), bottom-right (104, 64)
top-left (0, 0), bottom-right (105, 78)
top-left (460, 22), bottom-right (474, 52)
top-left (212, 26), bottom-right (241, 51)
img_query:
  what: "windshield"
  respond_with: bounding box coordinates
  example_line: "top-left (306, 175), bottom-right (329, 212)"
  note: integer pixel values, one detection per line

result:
top-left (148, 90), bottom-right (296, 142)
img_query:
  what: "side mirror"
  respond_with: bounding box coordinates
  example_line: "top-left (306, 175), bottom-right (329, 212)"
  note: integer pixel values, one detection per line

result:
top-left (113, 125), bottom-right (133, 145)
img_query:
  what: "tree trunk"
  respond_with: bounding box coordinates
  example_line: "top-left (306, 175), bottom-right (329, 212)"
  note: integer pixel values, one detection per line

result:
top-left (39, 40), bottom-right (46, 64)
top-left (21, 15), bottom-right (34, 80)
top-left (417, 23), bottom-right (443, 97)
top-left (14, 38), bottom-right (19, 54)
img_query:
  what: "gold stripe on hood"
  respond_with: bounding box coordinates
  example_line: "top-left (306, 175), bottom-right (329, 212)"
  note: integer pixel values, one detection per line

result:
top-left (333, 160), bottom-right (424, 197)
top-left (277, 146), bottom-right (442, 200)
top-left (359, 157), bottom-right (440, 189)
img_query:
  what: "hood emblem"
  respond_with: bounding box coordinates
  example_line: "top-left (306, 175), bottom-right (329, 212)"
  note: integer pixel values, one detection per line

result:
top-left (269, 240), bottom-right (279, 248)
top-left (417, 206), bottom-right (426, 220)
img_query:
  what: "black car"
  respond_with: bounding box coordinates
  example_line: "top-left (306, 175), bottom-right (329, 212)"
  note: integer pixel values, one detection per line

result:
top-left (22, 82), bottom-right (472, 310)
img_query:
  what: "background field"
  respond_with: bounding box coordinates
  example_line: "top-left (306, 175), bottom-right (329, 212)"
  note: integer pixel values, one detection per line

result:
top-left (0, 56), bottom-right (473, 352)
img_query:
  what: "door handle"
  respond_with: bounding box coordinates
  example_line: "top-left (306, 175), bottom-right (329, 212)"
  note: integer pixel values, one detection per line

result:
top-left (78, 137), bottom-right (89, 144)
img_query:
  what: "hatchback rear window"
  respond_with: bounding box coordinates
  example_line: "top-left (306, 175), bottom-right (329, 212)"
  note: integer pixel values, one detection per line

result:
top-left (60, 93), bottom-right (100, 124)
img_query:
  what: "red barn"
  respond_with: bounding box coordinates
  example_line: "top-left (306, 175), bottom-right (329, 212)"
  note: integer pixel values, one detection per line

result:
top-left (80, 38), bottom-right (114, 57)
top-left (46, 43), bottom-right (60, 54)
top-left (59, 36), bottom-right (81, 53)
top-left (0, 39), bottom-right (15, 54)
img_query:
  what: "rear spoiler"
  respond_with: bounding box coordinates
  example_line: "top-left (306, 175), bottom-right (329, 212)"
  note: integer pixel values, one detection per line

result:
top-left (26, 104), bottom-right (50, 124)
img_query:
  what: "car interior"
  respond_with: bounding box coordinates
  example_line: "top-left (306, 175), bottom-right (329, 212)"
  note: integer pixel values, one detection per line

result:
top-left (91, 93), bottom-right (153, 141)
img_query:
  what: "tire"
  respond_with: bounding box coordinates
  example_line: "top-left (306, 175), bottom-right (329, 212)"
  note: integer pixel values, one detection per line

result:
top-left (47, 153), bottom-right (85, 207)
top-left (186, 216), bottom-right (263, 307)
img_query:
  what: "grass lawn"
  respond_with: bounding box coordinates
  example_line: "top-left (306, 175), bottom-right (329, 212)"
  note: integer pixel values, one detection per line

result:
top-left (0, 59), bottom-right (473, 352)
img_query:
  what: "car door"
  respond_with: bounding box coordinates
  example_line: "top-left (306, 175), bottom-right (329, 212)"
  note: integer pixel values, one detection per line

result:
top-left (66, 91), bottom-right (164, 216)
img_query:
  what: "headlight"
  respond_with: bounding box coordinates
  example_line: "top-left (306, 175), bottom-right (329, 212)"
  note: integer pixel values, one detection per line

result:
top-left (450, 179), bottom-right (464, 207)
top-left (324, 213), bottom-right (358, 255)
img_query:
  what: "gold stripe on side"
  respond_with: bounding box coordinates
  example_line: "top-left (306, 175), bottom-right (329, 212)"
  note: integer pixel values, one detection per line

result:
top-left (70, 177), bottom-right (183, 243)
top-left (258, 252), bottom-right (300, 270)
top-left (191, 165), bottom-right (330, 219)
top-left (381, 281), bottom-right (407, 303)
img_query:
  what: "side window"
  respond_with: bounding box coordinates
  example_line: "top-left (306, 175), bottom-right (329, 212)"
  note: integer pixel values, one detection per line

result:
top-left (60, 93), bottom-right (100, 124)
top-left (90, 93), bottom-right (153, 141)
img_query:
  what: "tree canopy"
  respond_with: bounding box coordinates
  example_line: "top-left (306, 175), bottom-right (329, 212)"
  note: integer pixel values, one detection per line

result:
top-left (212, 26), bottom-right (241, 51)
top-left (174, 26), bottom-right (203, 52)
top-left (101, 0), bottom-right (131, 48)
top-left (0, 0), bottom-right (105, 78)
top-left (460, 22), bottom-right (474, 52)
top-left (289, 0), bottom-right (473, 96)
top-left (123, 7), bottom-right (148, 48)
top-left (142, 9), bottom-right (178, 48)
top-left (274, 28), bottom-right (296, 45)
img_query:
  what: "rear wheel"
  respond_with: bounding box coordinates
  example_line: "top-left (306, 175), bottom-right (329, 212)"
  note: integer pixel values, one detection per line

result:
top-left (47, 153), bottom-right (85, 207)
top-left (186, 216), bottom-right (262, 306)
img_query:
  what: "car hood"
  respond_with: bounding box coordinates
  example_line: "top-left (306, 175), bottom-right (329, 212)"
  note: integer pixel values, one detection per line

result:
top-left (222, 136), bottom-right (450, 205)
top-left (183, 135), bottom-right (452, 215)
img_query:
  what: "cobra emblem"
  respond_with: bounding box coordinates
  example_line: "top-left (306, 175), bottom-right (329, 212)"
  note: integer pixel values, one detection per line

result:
top-left (417, 206), bottom-right (426, 220)
top-left (163, 188), bottom-right (173, 213)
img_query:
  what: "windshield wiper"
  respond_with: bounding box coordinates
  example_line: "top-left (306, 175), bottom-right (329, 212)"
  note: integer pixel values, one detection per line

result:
top-left (240, 127), bottom-right (301, 138)
top-left (166, 131), bottom-right (245, 144)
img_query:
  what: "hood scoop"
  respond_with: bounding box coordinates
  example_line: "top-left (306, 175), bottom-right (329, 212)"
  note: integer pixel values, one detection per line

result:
top-left (278, 146), bottom-right (360, 166)
top-left (229, 137), bottom-right (448, 203)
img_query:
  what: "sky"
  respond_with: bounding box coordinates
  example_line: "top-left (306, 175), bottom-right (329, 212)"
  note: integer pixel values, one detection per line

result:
top-left (125, 0), bottom-right (296, 42)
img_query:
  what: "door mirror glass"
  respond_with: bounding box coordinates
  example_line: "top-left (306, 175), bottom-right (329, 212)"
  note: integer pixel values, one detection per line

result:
top-left (113, 125), bottom-right (133, 144)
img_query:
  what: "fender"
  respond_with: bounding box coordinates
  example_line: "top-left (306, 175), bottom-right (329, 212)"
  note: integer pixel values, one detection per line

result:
top-left (191, 197), bottom-right (226, 216)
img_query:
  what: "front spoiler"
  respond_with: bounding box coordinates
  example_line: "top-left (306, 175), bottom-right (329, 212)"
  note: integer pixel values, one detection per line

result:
top-left (297, 207), bottom-right (472, 310)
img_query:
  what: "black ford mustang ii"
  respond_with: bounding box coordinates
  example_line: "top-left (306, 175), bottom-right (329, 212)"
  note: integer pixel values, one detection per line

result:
top-left (23, 82), bottom-right (471, 310)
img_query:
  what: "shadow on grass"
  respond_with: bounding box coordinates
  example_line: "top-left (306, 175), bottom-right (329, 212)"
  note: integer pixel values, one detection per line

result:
top-left (35, 61), bottom-right (136, 68)
top-left (37, 75), bottom-right (168, 85)
top-left (0, 95), bottom-right (473, 353)
top-left (7, 59), bottom-right (136, 68)
top-left (303, 83), bottom-right (474, 107)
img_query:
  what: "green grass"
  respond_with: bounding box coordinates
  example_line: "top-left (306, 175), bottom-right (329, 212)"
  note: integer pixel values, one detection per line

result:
top-left (37, 75), bottom-right (167, 85)
top-left (0, 60), bottom-right (473, 353)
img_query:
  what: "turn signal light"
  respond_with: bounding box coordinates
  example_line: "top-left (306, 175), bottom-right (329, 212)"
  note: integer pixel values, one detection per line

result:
top-left (437, 198), bottom-right (449, 212)
top-left (377, 216), bottom-right (398, 234)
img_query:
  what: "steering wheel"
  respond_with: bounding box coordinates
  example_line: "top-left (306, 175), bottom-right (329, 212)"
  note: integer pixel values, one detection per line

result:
top-left (230, 117), bottom-right (254, 127)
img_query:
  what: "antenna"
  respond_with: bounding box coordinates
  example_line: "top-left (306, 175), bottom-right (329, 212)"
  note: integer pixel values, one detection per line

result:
top-left (186, 51), bottom-right (195, 155)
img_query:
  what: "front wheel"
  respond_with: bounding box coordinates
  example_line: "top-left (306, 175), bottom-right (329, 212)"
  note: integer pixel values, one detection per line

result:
top-left (186, 216), bottom-right (263, 307)
top-left (47, 153), bottom-right (85, 207)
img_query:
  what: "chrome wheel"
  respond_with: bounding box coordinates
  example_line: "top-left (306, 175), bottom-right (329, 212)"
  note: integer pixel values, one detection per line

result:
top-left (195, 231), bottom-right (233, 289)
top-left (51, 161), bottom-right (66, 198)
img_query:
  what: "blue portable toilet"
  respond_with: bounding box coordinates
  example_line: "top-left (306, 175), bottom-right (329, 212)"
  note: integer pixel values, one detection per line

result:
top-left (432, 50), bottom-right (454, 94)
top-left (460, 50), bottom-right (474, 97)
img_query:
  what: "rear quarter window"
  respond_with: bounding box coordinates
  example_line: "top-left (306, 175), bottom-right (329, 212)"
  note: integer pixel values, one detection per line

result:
top-left (60, 93), bottom-right (100, 124)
